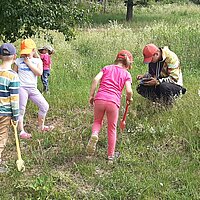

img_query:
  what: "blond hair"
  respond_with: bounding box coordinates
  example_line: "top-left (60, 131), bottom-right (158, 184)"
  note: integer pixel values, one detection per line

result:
top-left (0, 55), bottom-right (15, 61)
top-left (114, 57), bottom-right (132, 69)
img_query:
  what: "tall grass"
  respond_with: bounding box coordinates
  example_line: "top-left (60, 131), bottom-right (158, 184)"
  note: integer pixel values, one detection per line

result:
top-left (0, 3), bottom-right (200, 199)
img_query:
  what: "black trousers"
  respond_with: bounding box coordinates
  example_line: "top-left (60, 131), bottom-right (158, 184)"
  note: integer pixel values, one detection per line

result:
top-left (137, 82), bottom-right (186, 104)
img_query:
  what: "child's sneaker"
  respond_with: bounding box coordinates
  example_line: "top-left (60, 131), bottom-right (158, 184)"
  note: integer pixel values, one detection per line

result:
top-left (108, 152), bottom-right (121, 164)
top-left (40, 125), bottom-right (55, 132)
top-left (86, 135), bottom-right (98, 156)
top-left (0, 159), bottom-right (8, 173)
top-left (20, 131), bottom-right (32, 139)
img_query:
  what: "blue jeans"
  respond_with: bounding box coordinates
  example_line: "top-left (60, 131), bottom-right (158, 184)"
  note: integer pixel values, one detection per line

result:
top-left (41, 70), bottom-right (50, 90)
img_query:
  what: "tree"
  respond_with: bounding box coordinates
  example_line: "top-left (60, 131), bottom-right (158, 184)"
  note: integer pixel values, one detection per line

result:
top-left (0, 0), bottom-right (89, 42)
top-left (125, 0), bottom-right (150, 21)
top-left (126, 0), bottom-right (134, 21)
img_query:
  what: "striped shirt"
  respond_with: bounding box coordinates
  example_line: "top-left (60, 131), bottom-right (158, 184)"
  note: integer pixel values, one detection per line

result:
top-left (0, 68), bottom-right (20, 121)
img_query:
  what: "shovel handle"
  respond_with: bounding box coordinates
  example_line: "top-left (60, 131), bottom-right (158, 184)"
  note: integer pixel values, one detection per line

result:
top-left (122, 103), bottom-right (129, 122)
top-left (11, 121), bottom-right (22, 160)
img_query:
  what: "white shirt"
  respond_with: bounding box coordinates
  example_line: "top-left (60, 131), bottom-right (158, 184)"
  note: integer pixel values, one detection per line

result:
top-left (15, 57), bottom-right (41, 88)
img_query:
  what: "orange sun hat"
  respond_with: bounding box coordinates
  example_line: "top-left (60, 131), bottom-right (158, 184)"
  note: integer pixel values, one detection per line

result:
top-left (20, 39), bottom-right (36, 55)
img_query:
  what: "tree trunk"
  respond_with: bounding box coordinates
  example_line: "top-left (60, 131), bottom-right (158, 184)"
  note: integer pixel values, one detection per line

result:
top-left (126, 0), bottom-right (134, 21)
top-left (103, 0), bottom-right (107, 13)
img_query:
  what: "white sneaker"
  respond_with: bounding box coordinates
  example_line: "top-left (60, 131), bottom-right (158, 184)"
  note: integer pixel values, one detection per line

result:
top-left (86, 135), bottom-right (98, 156)
top-left (108, 152), bottom-right (121, 164)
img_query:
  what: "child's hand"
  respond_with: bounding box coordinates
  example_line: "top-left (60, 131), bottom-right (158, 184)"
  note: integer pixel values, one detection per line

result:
top-left (24, 57), bottom-right (31, 66)
top-left (89, 96), bottom-right (94, 106)
top-left (126, 98), bottom-right (133, 105)
top-left (33, 51), bottom-right (40, 58)
top-left (11, 120), bottom-right (18, 126)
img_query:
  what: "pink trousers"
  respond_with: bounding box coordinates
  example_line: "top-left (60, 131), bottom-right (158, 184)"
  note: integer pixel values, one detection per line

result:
top-left (92, 100), bottom-right (119, 157)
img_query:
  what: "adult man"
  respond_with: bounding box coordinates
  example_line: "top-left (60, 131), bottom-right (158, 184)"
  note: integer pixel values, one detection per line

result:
top-left (137, 43), bottom-right (186, 105)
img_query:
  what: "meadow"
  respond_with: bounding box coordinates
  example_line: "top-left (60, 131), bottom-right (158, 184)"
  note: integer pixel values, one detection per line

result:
top-left (0, 2), bottom-right (200, 199)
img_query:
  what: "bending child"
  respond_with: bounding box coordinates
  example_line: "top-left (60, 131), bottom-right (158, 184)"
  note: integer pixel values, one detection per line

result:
top-left (86, 50), bottom-right (133, 162)
top-left (38, 45), bottom-right (54, 93)
top-left (0, 43), bottom-right (19, 171)
top-left (13, 39), bottom-right (54, 139)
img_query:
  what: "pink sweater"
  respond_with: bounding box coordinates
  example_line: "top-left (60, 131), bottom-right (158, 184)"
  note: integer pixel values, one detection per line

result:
top-left (95, 65), bottom-right (132, 107)
top-left (40, 53), bottom-right (51, 70)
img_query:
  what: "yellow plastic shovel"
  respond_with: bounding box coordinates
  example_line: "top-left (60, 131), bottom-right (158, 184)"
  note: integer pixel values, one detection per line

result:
top-left (11, 121), bottom-right (25, 172)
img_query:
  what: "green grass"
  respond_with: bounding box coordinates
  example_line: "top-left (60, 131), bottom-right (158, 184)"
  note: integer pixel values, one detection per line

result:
top-left (0, 3), bottom-right (200, 199)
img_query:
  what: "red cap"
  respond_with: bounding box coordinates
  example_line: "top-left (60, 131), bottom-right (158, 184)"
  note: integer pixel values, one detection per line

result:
top-left (116, 50), bottom-right (133, 63)
top-left (143, 44), bottom-right (159, 63)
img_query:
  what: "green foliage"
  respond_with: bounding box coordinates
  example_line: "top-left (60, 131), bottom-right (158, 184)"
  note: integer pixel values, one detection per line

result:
top-left (0, 0), bottom-right (90, 42)
top-left (190, 0), bottom-right (200, 4)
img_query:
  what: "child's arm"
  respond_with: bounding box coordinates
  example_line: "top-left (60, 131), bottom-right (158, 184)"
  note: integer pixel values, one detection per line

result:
top-left (125, 81), bottom-right (133, 105)
top-left (24, 57), bottom-right (43, 76)
top-left (89, 71), bottom-right (103, 105)
top-left (33, 51), bottom-right (40, 58)
top-left (49, 56), bottom-right (52, 69)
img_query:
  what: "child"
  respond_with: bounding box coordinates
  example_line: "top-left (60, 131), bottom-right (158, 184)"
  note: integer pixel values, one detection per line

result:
top-left (86, 50), bottom-right (133, 162)
top-left (38, 45), bottom-right (54, 93)
top-left (0, 43), bottom-right (20, 171)
top-left (13, 39), bottom-right (54, 139)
